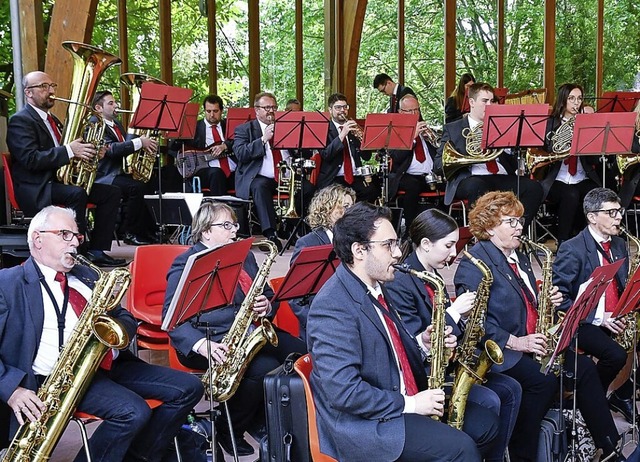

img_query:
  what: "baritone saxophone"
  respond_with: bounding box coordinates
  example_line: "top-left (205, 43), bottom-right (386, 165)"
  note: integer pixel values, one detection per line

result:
top-left (1, 255), bottom-right (130, 462)
top-left (614, 225), bottom-right (640, 351)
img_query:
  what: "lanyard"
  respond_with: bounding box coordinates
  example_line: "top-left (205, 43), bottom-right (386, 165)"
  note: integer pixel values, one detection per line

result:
top-left (35, 265), bottom-right (70, 352)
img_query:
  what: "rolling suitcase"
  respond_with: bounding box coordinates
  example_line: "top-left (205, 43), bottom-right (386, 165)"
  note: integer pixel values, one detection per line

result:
top-left (262, 353), bottom-right (310, 462)
top-left (537, 408), bottom-right (568, 462)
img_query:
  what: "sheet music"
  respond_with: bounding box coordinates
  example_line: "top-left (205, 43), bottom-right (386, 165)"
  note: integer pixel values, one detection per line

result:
top-left (144, 193), bottom-right (203, 217)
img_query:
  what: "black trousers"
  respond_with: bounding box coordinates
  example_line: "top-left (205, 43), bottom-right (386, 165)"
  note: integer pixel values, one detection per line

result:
top-left (397, 174), bottom-right (445, 230)
top-left (577, 323), bottom-right (629, 395)
top-left (51, 182), bottom-right (121, 251)
top-left (111, 174), bottom-right (154, 236)
top-left (546, 179), bottom-right (598, 242)
top-left (196, 168), bottom-right (235, 196)
top-left (456, 175), bottom-right (543, 229)
top-left (335, 175), bottom-right (380, 203)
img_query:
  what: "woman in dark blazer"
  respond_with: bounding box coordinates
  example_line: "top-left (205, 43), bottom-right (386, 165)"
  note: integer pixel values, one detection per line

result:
top-left (444, 72), bottom-right (475, 123)
top-left (386, 208), bottom-right (521, 462)
top-left (454, 191), bottom-right (620, 462)
top-left (162, 201), bottom-right (306, 456)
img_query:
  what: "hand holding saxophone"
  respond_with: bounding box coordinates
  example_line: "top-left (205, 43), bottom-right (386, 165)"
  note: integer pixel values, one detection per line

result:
top-left (251, 294), bottom-right (272, 317)
top-left (507, 333), bottom-right (547, 355)
top-left (420, 324), bottom-right (457, 350)
top-left (7, 387), bottom-right (45, 425)
top-left (140, 135), bottom-right (158, 153)
top-left (197, 341), bottom-right (229, 364)
top-left (602, 312), bottom-right (625, 335)
top-left (69, 138), bottom-right (96, 161)
top-left (449, 291), bottom-right (475, 317)
top-left (548, 285), bottom-right (562, 307)
top-left (414, 388), bottom-right (446, 417)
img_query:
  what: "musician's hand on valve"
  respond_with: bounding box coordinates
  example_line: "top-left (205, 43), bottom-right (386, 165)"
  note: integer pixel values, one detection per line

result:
top-left (251, 294), bottom-right (272, 317)
top-left (197, 341), bottom-right (229, 364)
top-left (602, 312), bottom-right (625, 334)
top-left (8, 387), bottom-right (45, 425)
top-left (450, 291), bottom-right (475, 317)
top-left (70, 139), bottom-right (96, 161)
top-left (339, 120), bottom-right (358, 142)
top-left (414, 388), bottom-right (446, 417)
top-left (444, 325), bottom-right (457, 350)
top-left (261, 124), bottom-right (275, 144)
top-left (549, 285), bottom-right (563, 307)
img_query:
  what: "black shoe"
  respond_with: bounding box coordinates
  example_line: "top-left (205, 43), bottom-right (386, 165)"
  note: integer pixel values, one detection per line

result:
top-left (247, 424), bottom-right (267, 443)
top-left (85, 250), bottom-right (127, 267)
top-left (217, 432), bottom-right (254, 456)
top-left (123, 233), bottom-right (151, 246)
top-left (609, 392), bottom-right (635, 423)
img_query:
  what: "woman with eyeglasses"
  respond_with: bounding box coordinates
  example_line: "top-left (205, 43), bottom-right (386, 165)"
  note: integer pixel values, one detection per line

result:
top-left (454, 190), bottom-right (621, 461)
top-left (536, 83), bottom-right (600, 246)
top-left (288, 184), bottom-right (355, 342)
top-left (385, 208), bottom-right (522, 462)
top-left (162, 201), bottom-right (306, 457)
top-left (444, 73), bottom-right (475, 123)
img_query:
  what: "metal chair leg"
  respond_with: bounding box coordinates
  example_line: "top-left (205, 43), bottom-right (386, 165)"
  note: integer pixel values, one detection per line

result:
top-left (71, 417), bottom-right (93, 462)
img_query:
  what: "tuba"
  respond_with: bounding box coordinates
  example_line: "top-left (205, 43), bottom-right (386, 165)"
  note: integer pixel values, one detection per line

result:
top-left (441, 121), bottom-right (503, 180)
top-left (2, 255), bottom-right (130, 462)
top-left (202, 241), bottom-right (279, 401)
top-left (448, 251), bottom-right (504, 430)
top-left (55, 42), bottom-right (122, 194)
top-left (614, 225), bottom-right (640, 351)
top-left (120, 73), bottom-right (167, 182)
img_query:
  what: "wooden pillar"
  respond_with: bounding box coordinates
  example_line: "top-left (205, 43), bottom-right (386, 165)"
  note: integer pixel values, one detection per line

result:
top-left (595, 0), bottom-right (604, 98)
top-left (117, 0), bottom-right (130, 111)
top-left (323, 0), bottom-right (336, 105)
top-left (543, 0), bottom-right (556, 104)
top-left (295, 0), bottom-right (303, 106)
top-left (159, 0), bottom-right (173, 85)
top-left (497, 0), bottom-right (504, 88)
top-left (18, 0), bottom-right (45, 73)
top-left (340, 0), bottom-right (368, 118)
top-left (207, 0), bottom-right (217, 95)
top-left (444, 0), bottom-right (456, 106)
top-left (398, 0), bottom-right (405, 85)
top-left (248, 0), bottom-right (260, 103)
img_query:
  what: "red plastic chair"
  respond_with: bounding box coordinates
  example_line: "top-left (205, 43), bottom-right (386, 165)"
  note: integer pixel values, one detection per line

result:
top-left (2, 154), bottom-right (27, 224)
top-left (269, 276), bottom-right (300, 338)
top-left (293, 354), bottom-right (337, 462)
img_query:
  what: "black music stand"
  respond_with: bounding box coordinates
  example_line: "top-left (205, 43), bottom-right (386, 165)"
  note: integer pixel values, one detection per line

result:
top-left (166, 102), bottom-right (199, 191)
top-left (272, 111), bottom-right (330, 254)
top-left (361, 113), bottom-right (419, 205)
top-left (571, 112), bottom-right (636, 188)
top-left (225, 108), bottom-right (256, 140)
top-left (131, 82), bottom-right (193, 242)
top-left (162, 238), bottom-right (253, 462)
top-left (596, 91), bottom-right (640, 113)
top-left (483, 103), bottom-right (550, 199)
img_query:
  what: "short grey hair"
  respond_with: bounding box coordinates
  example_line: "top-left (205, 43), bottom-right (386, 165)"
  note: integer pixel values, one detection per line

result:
top-left (27, 206), bottom-right (77, 249)
top-left (583, 188), bottom-right (620, 216)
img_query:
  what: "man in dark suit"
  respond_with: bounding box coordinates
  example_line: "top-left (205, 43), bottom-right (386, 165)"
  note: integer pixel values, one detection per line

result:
top-left (373, 73), bottom-right (416, 113)
top-left (0, 205), bottom-right (203, 461)
top-left (307, 202), bottom-right (497, 461)
top-left (434, 82), bottom-right (543, 229)
top-left (6, 71), bottom-right (124, 266)
top-left (553, 187), bottom-right (635, 422)
top-left (92, 90), bottom-right (157, 246)
top-left (317, 93), bottom-right (379, 203)
top-left (173, 94), bottom-right (236, 196)
top-left (389, 94), bottom-right (442, 231)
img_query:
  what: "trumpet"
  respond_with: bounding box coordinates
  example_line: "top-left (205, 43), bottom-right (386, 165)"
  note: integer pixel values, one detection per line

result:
top-left (417, 122), bottom-right (442, 148)
top-left (348, 119), bottom-right (364, 142)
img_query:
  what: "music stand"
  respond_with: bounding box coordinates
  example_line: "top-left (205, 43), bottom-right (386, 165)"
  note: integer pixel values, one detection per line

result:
top-left (597, 91), bottom-right (640, 113)
top-left (483, 103), bottom-right (550, 198)
top-left (571, 112), bottom-right (636, 188)
top-left (272, 111), bottom-right (330, 254)
top-left (131, 82), bottom-right (193, 242)
top-left (225, 108), bottom-right (256, 140)
top-left (166, 102), bottom-right (199, 191)
top-left (162, 238), bottom-right (253, 462)
top-left (361, 113), bottom-right (419, 205)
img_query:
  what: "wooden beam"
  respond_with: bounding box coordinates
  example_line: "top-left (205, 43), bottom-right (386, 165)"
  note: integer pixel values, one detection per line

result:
top-left (543, 0), bottom-right (556, 104)
top-left (248, 0), bottom-right (260, 102)
top-left (207, 0), bottom-right (217, 95)
top-left (323, 0), bottom-right (336, 104)
top-left (295, 0), bottom-right (303, 106)
top-left (595, 0), bottom-right (604, 98)
top-left (341, 0), bottom-right (368, 118)
top-left (398, 0), bottom-right (405, 85)
top-left (497, 0), bottom-right (504, 88)
top-left (444, 0), bottom-right (456, 108)
top-left (44, 0), bottom-right (100, 119)
top-left (117, 0), bottom-right (130, 112)
top-left (18, 0), bottom-right (45, 73)
top-left (159, 0), bottom-right (173, 85)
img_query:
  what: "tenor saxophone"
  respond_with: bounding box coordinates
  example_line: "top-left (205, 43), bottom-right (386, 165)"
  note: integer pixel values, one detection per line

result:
top-left (202, 241), bottom-right (279, 401)
top-left (614, 225), bottom-right (640, 351)
top-left (2, 255), bottom-right (130, 462)
top-left (448, 251), bottom-right (504, 430)
top-left (393, 264), bottom-right (448, 421)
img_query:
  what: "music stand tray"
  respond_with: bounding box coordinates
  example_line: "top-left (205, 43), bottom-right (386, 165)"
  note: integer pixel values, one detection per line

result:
top-left (571, 112), bottom-right (636, 156)
top-left (483, 104), bottom-right (550, 150)
top-left (361, 113), bottom-right (419, 151)
top-left (226, 108), bottom-right (257, 140)
top-left (272, 111), bottom-right (330, 150)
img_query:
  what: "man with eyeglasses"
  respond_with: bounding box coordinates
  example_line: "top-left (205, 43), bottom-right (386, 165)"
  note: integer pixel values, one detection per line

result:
top-left (307, 202), bottom-right (496, 461)
top-left (0, 205), bottom-right (203, 461)
top-left (372, 73), bottom-right (416, 113)
top-left (6, 71), bottom-right (124, 267)
top-left (389, 94), bottom-right (443, 233)
top-left (317, 93), bottom-right (379, 203)
top-left (553, 187), bottom-right (636, 424)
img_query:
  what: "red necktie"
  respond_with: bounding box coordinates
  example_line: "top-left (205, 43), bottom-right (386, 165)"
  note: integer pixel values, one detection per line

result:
top-left (486, 159), bottom-right (499, 174)
top-left (377, 294), bottom-right (418, 396)
top-left (340, 126), bottom-right (354, 184)
top-left (414, 137), bottom-right (426, 163)
top-left (564, 156), bottom-right (577, 176)
top-left (211, 125), bottom-right (231, 178)
top-left (237, 268), bottom-right (253, 295)
top-left (508, 262), bottom-right (538, 334)
top-left (112, 124), bottom-right (125, 142)
top-left (47, 114), bottom-right (62, 144)
top-left (424, 283), bottom-right (435, 302)
top-left (601, 241), bottom-right (620, 312)
top-left (55, 272), bottom-right (113, 370)
top-left (267, 140), bottom-right (282, 182)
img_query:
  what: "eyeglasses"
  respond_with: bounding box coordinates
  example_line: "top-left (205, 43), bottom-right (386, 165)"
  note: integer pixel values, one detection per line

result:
top-left (399, 107), bottom-right (420, 114)
top-left (362, 238), bottom-right (402, 252)
top-left (332, 104), bottom-right (349, 111)
top-left (589, 208), bottom-right (625, 218)
top-left (210, 221), bottom-right (240, 231)
top-left (567, 95), bottom-right (583, 103)
top-left (256, 105), bottom-right (277, 112)
top-left (500, 217), bottom-right (525, 228)
top-left (38, 229), bottom-right (85, 244)
top-left (26, 83), bottom-right (58, 91)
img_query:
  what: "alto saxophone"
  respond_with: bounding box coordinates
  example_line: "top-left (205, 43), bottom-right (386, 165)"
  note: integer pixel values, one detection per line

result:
top-left (518, 235), bottom-right (563, 374)
top-left (2, 255), bottom-right (130, 462)
top-left (448, 251), bottom-right (504, 430)
top-left (614, 225), bottom-right (640, 351)
top-left (393, 264), bottom-right (449, 421)
top-left (202, 241), bottom-right (279, 401)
